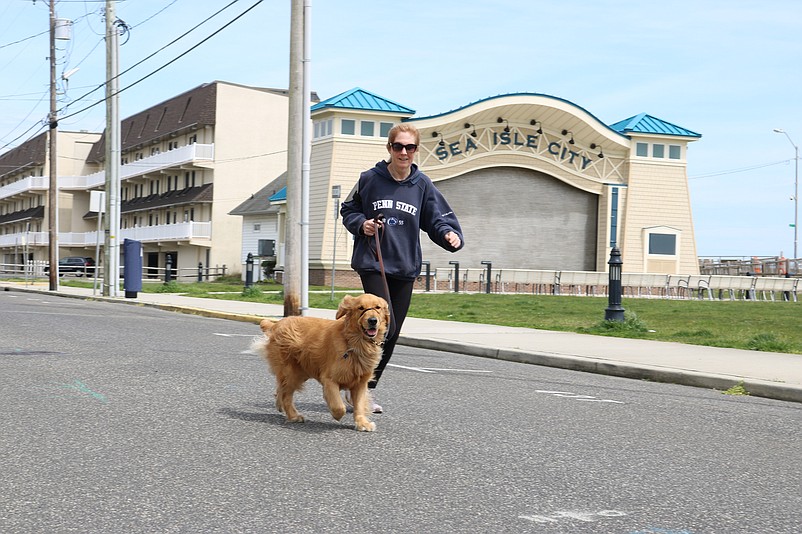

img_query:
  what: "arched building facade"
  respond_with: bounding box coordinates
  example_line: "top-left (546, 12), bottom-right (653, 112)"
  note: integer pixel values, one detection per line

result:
top-left (298, 88), bottom-right (702, 285)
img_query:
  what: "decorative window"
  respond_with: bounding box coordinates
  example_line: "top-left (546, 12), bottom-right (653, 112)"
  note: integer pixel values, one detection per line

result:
top-left (313, 119), bottom-right (333, 139)
top-left (341, 119), bottom-right (355, 135)
top-left (652, 144), bottom-right (665, 158)
top-left (636, 142), bottom-right (648, 157)
top-left (254, 223), bottom-right (261, 232)
top-left (648, 233), bottom-right (676, 255)
top-left (380, 122), bottom-right (393, 138)
top-left (669, 145), bottom-right (681, 159)
top-left (360, 121), bottom-right (375, 136)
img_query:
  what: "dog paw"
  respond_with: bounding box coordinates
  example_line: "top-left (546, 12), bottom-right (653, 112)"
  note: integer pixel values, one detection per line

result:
top-left (330, 404), bottom-right (346, 421)
top-left (355, 420), bottom-right (376, 432)
top-left (286, 415), bottom-right (305, 423)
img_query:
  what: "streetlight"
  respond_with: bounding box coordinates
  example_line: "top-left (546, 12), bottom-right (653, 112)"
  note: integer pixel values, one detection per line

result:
top-left (773, 128), bottom-right (799, 261)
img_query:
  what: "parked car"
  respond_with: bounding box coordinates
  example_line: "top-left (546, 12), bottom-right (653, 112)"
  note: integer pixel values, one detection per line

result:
top-left (44, 257), bottom-right (96, 277)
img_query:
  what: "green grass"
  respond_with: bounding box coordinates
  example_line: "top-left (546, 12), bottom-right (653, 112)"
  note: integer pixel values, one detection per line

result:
top-left (59, 277), bottom-right (802, 355)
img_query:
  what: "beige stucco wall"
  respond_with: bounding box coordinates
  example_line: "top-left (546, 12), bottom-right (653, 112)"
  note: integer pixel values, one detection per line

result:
top-left (211, 83), bottom-right (290, 272)
top-left (620, 149), bottom-right (699, 274)
top-left (308, 118), bottom-right (398, 272)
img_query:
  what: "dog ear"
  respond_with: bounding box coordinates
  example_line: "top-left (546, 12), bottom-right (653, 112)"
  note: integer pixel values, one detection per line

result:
top-left (335, 295), bottom-right (353, 319)
top-left (382, 300), bottom-right (391, 325)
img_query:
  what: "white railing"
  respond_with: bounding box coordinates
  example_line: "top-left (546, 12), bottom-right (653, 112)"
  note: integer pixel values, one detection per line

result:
top-left (0, 232), bottom-right (48, 247)
top-left (0, 222), bottom-right (211, 248)
top-left (121, 221), bottom-right (211, 242)
top-left (62, 143), bottom-right (215, 190)
top-left (0, 176), bottom-right (48, 201)
top-left (0, 144), bottom-right (215, 196)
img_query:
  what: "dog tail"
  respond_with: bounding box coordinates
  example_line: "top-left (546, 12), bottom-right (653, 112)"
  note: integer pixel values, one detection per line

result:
top-left (259, 317), bottom-right (278, 335)
top-left (251, 318), bottom-right (278, 361)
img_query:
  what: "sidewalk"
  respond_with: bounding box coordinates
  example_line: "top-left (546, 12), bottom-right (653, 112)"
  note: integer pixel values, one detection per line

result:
top-left (4, 280), bottom-right (802, 404)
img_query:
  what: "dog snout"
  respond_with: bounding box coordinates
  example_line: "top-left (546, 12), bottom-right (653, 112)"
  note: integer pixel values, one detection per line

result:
top-left (367, 316), bottom-right (378, 328)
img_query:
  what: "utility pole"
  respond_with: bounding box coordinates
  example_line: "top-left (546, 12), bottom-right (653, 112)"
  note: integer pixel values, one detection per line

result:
top-left (47, 1), bottom-right (58, 291)
top-left (104, 0), bottom-right (121, 296)
top-left (300, 0), bottom-right (311, 315)
top-left (284, 0), bottom-right (304, 316)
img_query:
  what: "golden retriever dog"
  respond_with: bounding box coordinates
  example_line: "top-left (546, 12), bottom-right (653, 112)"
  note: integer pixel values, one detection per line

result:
top-left (252, 294), bottom-right (389, 432)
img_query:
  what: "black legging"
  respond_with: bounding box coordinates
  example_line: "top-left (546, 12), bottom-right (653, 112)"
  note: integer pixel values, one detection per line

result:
top-left (359, 272), bottom-right (414, 389)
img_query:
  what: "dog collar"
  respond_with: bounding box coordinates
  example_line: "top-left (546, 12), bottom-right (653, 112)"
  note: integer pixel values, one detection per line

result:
top-left (342, 338), bottom-right (384, 359)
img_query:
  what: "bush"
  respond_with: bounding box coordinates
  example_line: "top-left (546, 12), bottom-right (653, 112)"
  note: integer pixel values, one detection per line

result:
top-left (154, 281), bottom-right (181, 293)
top-left (241, 286), bottom-right (263, 298)
top-left (580, 312), bottom-right (649, 336)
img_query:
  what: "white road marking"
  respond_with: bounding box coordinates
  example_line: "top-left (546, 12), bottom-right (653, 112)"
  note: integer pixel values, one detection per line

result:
top-left (536, 389), bottom-right (624, 404)
top-left (387, 363), bottom-right (492, 374)
top-left (386, 364), bottom-right (435, 373)
top-left (519, 509), bottom-right (628, 524)
top-left (214, 333), bottom-right (258, 337)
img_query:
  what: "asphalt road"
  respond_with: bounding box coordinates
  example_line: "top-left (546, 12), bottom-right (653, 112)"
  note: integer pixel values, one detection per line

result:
top-left (2, 291), bottom-right (801, 533)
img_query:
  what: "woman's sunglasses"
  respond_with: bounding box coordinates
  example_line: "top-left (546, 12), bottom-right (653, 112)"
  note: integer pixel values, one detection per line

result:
top-left (389, 142), bottom-right (418, 153)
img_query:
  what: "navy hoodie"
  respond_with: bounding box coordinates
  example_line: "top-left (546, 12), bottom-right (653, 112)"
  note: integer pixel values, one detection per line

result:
top-left (341, 160), bottom-right (464, 280)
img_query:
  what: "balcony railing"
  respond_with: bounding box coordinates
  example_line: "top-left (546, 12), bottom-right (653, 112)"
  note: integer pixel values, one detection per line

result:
top-left (0, 143), bottom-right (215, 198)
top-left (0, 221), bottom-right (212, 248)
top-left (0, 176), bottom-right (48, 201)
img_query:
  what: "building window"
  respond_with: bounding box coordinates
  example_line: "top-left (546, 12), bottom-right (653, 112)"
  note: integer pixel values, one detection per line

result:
top-left (636, 142), bottom-right (648, 157)
top-left (360, 121), bottom-right (375, 136)
top-left (341, 119), bottom-right (355, 135)
top-left (652, 144), bottom-right (665, 158)
top-left (380, 122), bottom-right (393, 137)
top-left (648, 233), bottom-right (676, 255)
top-left (669, 145), bottom-right (681, 159)
top-left (314, 119), bottom-right (332, 139)
top-left (188, 134), bottom-right (197, 144)
top-left (254, 223), bottom-right (261, 232)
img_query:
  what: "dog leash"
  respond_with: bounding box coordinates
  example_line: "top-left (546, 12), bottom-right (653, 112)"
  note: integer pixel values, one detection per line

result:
top-left (372, 214), bottom-right (396, 340)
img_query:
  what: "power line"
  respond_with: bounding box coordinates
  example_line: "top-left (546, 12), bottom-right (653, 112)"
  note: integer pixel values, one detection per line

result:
top-left (0, 120), bottom-right (47, 152)
top-left (689, 159), bottom-right (791, 180)
top-left (129, 0), bottom-right (180, 29)
top-left (56, 0), bottom-right (242, 118)
top-left (0, 0), bottom-right (252, 150)
top-left (57, 0), bottom-right (263, 123)
top-left (0, 30), bottom-right (48, 50)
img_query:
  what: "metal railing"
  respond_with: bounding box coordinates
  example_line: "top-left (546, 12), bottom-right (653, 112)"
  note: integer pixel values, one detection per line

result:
top-left (0, 144), bottom-right (215, 200)
top-left (0, 261), bottom-right (227, 284)
top-left (0, 221), bottom-right (211, 248)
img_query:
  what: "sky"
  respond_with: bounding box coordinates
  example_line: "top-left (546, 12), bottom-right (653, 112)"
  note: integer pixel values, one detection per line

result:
top-left (1, 0), bottom-right (801, 258)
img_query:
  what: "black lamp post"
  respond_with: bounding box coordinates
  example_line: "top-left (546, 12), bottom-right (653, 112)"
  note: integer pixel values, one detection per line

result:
top-left (481, 260), bottom-right (492, 294)
top-left (605, 247), bottom-right (625, 322)
top-left (245, 252), bottom-right (254, 288)
top-left (421, 261), bottom-right (431, 292)
top-left (449, 260), bottom-right (460, 293)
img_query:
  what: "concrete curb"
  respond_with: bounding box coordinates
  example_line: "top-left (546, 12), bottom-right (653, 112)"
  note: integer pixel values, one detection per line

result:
top-left (398, 336), bottom-right (802, 404)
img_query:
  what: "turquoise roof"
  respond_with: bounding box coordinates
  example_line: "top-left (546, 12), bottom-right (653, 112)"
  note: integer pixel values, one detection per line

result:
top-left (610, 113), bottom-right (701, 138)
top-left (406, 92), bottom-right (629, 140)
top-left (269, 186), bottom-right (286, 202)
top-left (311, 87), bottom-right (415, 114)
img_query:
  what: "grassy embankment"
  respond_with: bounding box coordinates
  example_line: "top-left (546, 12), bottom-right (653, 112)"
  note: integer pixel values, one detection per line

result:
top-left (57, 276), bottom-right (802, 355)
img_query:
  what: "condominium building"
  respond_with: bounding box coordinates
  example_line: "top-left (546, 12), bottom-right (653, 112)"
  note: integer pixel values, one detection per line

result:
top-left (0, 81), bottom-right (307, 276)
